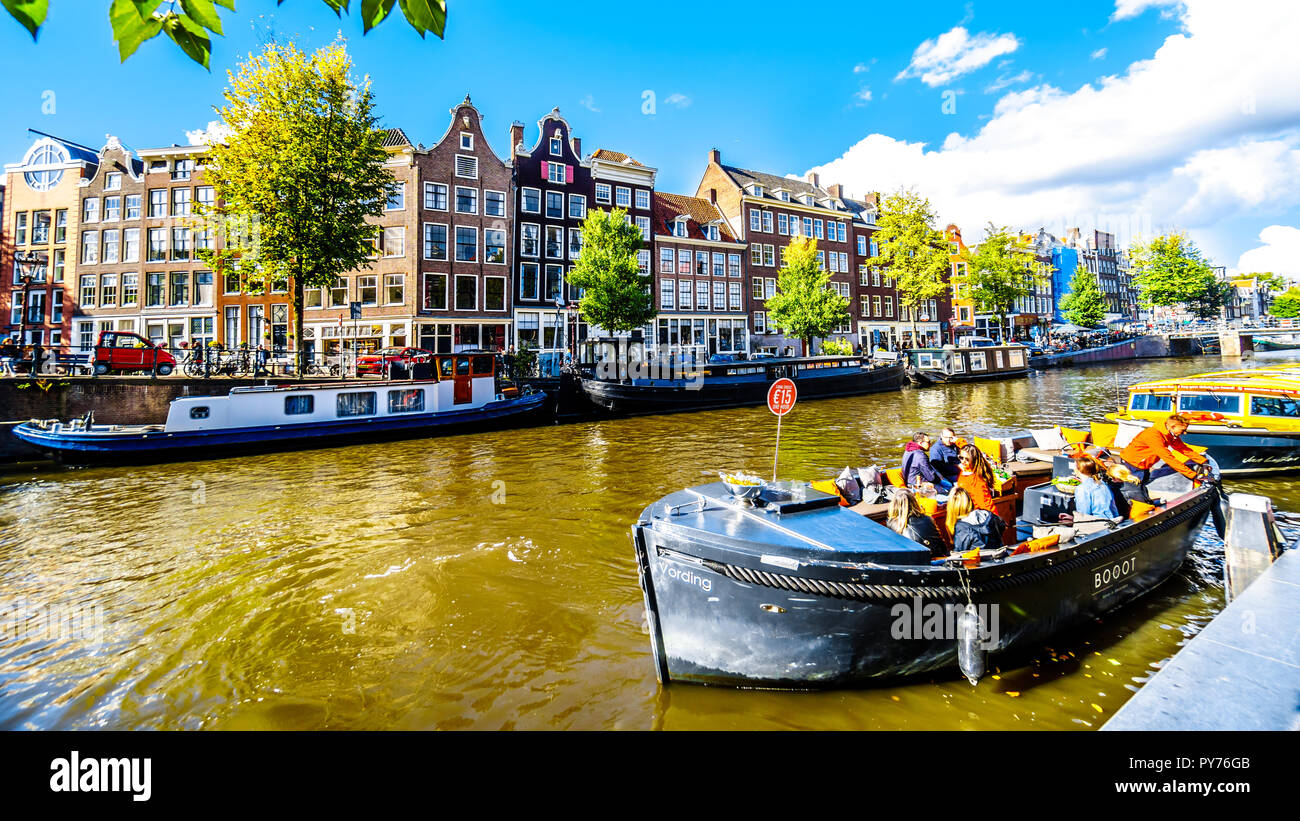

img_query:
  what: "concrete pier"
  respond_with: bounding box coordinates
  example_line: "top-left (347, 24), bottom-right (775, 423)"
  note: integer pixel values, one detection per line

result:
top-left (1102, 546), bottom-right (1300, 731)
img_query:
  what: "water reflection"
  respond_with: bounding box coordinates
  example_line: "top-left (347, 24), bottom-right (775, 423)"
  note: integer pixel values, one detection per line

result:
top-left (1, 352), bottom-right (1297, 729)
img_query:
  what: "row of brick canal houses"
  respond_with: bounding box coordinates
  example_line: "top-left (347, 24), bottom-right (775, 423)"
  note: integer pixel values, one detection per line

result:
top-left (2, 97), bottom-right (964, 375)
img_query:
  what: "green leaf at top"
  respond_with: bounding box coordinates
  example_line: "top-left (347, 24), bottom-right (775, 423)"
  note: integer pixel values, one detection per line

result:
top-left (2, 0), bottom-right (49, 39)
top-left (161, 12), bottom-right (211, 69)
top-left (360, 0), bottom-right (396, 33)
top-left (109, 0), bottom-right (163, 61)
top-left (398, 0), bottom-right (446, 38)
top-left (180, 0), bottom-right (224, 35)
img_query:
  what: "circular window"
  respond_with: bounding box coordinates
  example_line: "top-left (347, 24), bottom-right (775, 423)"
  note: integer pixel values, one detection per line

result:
top-left (23, 142), bottom-right (67, 191)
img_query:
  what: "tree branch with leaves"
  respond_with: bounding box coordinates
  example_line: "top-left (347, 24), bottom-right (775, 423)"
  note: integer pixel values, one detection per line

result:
top-left (567, 208), bottom-right (657, 334)
top-left (3, 1), bottom-right (446, 69)
top-left (967, 224), bottom-right (1036, 339)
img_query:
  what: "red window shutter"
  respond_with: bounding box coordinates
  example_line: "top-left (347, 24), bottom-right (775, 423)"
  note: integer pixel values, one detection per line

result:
top-left (565, 165), bottom-right (574, 183)
top-left (540, 161), bottom-right (548, 178)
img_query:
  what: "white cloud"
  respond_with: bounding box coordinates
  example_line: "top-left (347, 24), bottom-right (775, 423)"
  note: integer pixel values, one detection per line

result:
top-left (186, 120), bottom-right (231, 146)
top-left (808, 0), bottom-right (1300, 259)
top-left (853, 87), bottom-right (873, 106)
top-left (1237, 225), bottom-right (1300, 276)
top-left (896, 26), bottom-right (1021, 87)
top-left (853, 60), bottom-right (875, 74)
top-left (1091, 47), bottom-right (1108, 59)
top-left (1112, 0), bottom-right (1185, 21)
top-left (984, 70), bottom-right (1033, 94)
top-left (579, 94), bottom-right (601, 113)
top-left (664, 93), bottom-right (692, 108)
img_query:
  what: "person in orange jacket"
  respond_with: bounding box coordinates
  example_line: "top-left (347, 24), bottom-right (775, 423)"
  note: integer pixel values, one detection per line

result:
top-left (955, 444), bottom-right (996, 512)
top-left (1119, 413), bottom-right (1208, 485)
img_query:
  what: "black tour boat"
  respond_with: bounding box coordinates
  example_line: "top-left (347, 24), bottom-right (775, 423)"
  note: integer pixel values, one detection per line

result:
top-left (582, 354), bottom-right (905, 415)
top-left (631, 469), bottom-right (1217, 687)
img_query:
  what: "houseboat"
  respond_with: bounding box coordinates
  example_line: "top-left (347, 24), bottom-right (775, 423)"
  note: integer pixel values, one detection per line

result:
top-left (631, 463), bottom-right (1218, 688)
top-left (1253, 335), bottom-right (1300, 352)
top-left (1108, 365), bottom-right (1300, 474)
top-left (14, 352), bottom-right (548, 465)
top-left (904, 343), bottom-right (1032, 385)
top-left (581, 354), bottom-right (905, 416)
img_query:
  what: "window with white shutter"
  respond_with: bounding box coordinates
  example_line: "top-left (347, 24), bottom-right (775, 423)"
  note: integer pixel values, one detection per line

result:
top-left (455, 155), bottom-right (478, 179)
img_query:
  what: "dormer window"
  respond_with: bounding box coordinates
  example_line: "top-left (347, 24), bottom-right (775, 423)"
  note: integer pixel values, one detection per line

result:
top-left (706, 225), bottom-right (719, 242)
top-left (801, 194), bottom-right (814, 205)
top-left (549, 135), bottom-right (563, 156)
top-left (674, 218), bottom-right (688, 238)
top-left (779, 191), bottom-right (790, 202)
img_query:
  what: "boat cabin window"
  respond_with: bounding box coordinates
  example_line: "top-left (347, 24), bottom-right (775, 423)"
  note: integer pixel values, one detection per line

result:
top-left (472, 355), bottom-right (493, 376)
top-left (438, 357), bottom-right (455, 379)
top-left (951, 353), bottom-right (965, 373)
top-left (456, 356), bottom-right (471, 376)
top-left (995, 350), bottom-right (1005, 369)
top-left (1131, 393), bottom-right (1173, 411)
top-left (388, 389), bottom-right (425, 413)
top-left (285, 395), bottom-right (314, 415)
top-left (1179, 393), bottom-right (1240, 415)
top-left (337, 392), bottom-right (377, 417)
top-left (969, 352), bottom-right (987, 371)
top-left (1249, 395), bottom-right (1300, 418)
top-left (1008, 349), bottom-right (1025, 368)
top-left (915, 352), bottom-right (934, 369)
top-left (189, 406), bottom-right (210, 419)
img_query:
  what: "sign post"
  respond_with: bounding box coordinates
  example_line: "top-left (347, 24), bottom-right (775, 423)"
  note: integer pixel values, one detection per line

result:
top-left (767, 377), bottom-right (797, 482)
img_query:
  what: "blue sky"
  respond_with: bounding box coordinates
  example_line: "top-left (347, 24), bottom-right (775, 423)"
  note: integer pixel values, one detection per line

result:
top-left (3, 0), bottom-right (1298, 274)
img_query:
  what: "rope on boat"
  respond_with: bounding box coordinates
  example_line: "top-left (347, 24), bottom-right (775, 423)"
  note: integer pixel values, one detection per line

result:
top-left (707, 493), bottom-right (1215, 602)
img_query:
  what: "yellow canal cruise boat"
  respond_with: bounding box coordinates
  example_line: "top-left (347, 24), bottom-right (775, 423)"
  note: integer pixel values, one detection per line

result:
top-left (1108, 364), bottom-right (1300, 475)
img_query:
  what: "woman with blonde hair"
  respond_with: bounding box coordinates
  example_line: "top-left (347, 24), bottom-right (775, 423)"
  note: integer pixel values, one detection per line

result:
top-left (887, 487), bottom-right (946, 557)
top-left (946, 486), bottom-right (1005, 554)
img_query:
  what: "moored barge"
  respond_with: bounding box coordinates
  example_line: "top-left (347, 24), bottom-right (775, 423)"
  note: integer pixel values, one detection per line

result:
top-left (904, 344), bottom-right (1032, 385)
top-left (14, 352), bottom-right (547, 465)
top-left (582, 355), bottom-right (904, 415)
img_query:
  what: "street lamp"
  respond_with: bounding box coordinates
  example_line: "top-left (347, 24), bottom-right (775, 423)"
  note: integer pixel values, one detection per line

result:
top-left (13, 249), bottom-right (46, 346)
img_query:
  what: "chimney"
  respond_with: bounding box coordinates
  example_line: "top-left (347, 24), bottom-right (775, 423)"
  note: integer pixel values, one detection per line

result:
top-left (708, 148), bottom-right (720, 165)
top-left (509, 121), bottom-right (524, 153)
top-left (826, 183), bottom-right (843, 199)
top-left (707, 188), bottom-right (717, 204)
top-left (571, 136), bottom-right (581, 157)
top-left (806, 171), bottom-right (820, 187)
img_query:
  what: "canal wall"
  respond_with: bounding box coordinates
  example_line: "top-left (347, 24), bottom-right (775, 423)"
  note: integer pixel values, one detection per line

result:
top-left (1101, 546), bottom-right (1300, 731)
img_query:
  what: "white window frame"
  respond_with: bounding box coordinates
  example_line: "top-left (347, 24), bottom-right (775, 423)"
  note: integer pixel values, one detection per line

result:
top-left (568, 194), bottom-right (587, 220)
top-left (484, 275), bottom-right (508, 312)
top-left (424, 182), bottom-right (449, 211)
top-left (455, 186), bottom-right (478, 215)
top-left (484, 189), bottom-right (507, 218)
top-left (594, 183), bottom-right (611, 204)
top-left (521, 187), bottom-right (541, 214)
top-left (455, 154), bottom-right (479, 179)
top-left (423, 222), bottom-right (449, 261)
top-left (460, 132), bottom-right (474, 150)
top-left (634, 189), bottom-right (650, 210)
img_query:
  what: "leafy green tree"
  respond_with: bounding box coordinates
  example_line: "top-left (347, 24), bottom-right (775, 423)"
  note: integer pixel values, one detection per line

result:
top-left (567, 208), bottom-right (656, 333)
top-left (866, 189), bottom-right (950, 342)
top-left (1269, 288), bottom-right (1300, 319)
top-left (820, 337), bottom-right (853, 356)
top-left (967, 225), bottom-right (1036, 339)
top-left (4, 1), bottom-right (447, 68)
top-left (1130, 232), bottom-right (1221, 314)
top-left (1187, 277), bottom-right (1232, 320)
top-left (196, 39), bottom-right (396, 374)
top-left (1058, 264), bottom-right (1107, 328)
top-left (765, 236), bottom-right (849, 356)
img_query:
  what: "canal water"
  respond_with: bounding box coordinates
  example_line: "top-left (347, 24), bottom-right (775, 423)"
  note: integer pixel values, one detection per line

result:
top-left (3, 352), bottom-right (1298, 730)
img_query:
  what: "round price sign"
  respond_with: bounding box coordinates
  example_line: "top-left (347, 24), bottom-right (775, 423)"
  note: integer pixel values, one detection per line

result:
top-left (767, 378), bottom-right (797, 416)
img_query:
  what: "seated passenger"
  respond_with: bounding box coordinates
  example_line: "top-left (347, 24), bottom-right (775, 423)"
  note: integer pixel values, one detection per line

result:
top-left (955, 444), bottom-right (996, 512)
top-left (1073, 458), bottom-right (1119, 518)
top-left (946, 487), bottom-right (1005, 554)
top-left (902, 432), bottom-right (953, 491)
top-left (886, 488), bottom-right (946, 558)
top-left (928, 428), bottom-right (961, 483)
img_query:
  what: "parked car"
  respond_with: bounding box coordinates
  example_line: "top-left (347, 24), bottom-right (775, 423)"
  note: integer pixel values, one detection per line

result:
top-left (356, 347), bottom-right (433, 376)
top-left (93, 331), bottom-right (177, 376)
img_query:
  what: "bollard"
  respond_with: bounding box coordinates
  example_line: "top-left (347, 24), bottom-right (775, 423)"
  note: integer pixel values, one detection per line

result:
top-left (1224, 493), bottom-right (1283, 602)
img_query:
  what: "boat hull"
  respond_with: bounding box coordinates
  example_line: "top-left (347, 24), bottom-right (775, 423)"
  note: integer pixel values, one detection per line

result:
top-left (907, 366), bottom-right (1031, 386)
top-left (13, 391), bottom-right (549, 466)
top-left (582, 362), bottom-right (904, 415)
top-left (634, 489), bottom-right (1213, 688)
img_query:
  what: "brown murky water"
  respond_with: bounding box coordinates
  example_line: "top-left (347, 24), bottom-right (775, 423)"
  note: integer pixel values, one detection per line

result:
top-left (3, 351), bottom-right (1297, 729)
